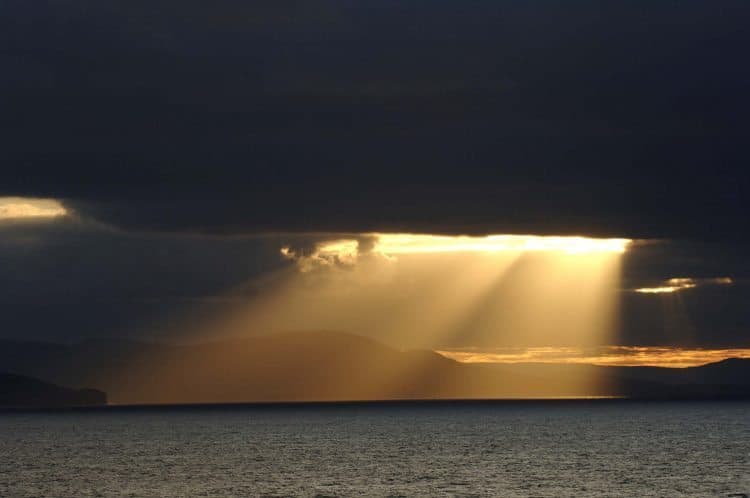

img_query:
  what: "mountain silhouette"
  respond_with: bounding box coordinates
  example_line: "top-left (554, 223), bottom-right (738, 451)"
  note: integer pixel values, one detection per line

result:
top-left (0, 372), bottom-right (106, 408)
top-left (1, 332), bottom-right (749, 404)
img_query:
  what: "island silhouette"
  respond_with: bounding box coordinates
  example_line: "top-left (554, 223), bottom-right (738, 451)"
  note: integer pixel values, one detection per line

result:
top-left (1, 331), bottom-right (749, 406)
top-left (0, 372), bottom-right (106, 408)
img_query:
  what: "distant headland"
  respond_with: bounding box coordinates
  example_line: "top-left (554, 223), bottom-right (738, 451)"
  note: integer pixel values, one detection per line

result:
top-left (0, 372), bottom-right (106, 409)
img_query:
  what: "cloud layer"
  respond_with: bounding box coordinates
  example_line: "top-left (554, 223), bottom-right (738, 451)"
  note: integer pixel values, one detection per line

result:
top-left (1, 1), bottom-right (748, 238)
top-left (2, 217), bottom-right (747, 349)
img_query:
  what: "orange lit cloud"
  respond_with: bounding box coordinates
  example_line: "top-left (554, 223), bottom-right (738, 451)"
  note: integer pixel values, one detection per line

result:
top-left (281, 239), bottom-right (363, 272)
top-left (633, 277), bottom-right (733, 294)
top-left (438, 346), bottom-right (750, 368)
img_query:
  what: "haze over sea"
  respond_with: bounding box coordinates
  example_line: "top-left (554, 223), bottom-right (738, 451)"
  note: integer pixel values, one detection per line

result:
top-left (2, 400), bottom-right (748, 497)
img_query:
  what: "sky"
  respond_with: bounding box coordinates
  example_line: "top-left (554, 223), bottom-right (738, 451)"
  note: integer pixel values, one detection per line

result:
top-left (1, 1), bottom-right (749, 363)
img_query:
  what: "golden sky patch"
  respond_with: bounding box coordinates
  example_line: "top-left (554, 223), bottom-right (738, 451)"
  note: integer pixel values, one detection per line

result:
top-left (0, 197), bottom-right (67, 220)
top-left (634, 277), bottom-right (733, 294)
top-left (371, 233), bottom-right (630, 255)
top-left (438, 346), bottom-right (750, 368)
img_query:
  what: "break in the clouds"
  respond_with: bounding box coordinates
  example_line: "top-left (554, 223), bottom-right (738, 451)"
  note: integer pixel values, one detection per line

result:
top-left (0, 216), bottom-right (748, 350)
top-left (0, 197), bottom-right (67, 220)
top-left (280, 234), bottom-right (630, 272)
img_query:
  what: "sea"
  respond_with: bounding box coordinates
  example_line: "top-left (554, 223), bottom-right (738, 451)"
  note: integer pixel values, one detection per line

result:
top-left (1, 400), bottom-right (748, 497)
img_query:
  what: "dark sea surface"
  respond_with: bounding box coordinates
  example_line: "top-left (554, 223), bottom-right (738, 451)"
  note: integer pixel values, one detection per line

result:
top-left (1, 400), bottom-right (748, 497)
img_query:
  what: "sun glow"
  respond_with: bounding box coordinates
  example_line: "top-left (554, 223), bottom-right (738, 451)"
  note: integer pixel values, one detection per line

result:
top-left (280, 233), bottom-right (631, 273)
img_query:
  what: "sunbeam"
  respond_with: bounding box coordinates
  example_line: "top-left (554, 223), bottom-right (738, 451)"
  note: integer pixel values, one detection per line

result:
top-left (117, 233), bottom-right (630, 402)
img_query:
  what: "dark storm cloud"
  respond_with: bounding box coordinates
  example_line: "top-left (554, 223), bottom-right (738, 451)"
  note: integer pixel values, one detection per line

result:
top-left (1, 1), bottom-right (748, 238)
top-left (0, 216), bottom-right (384, 342)
top-left (619, 240), bottom-right (750, 347)
top-left (0, 217), bottom-right (287, 341)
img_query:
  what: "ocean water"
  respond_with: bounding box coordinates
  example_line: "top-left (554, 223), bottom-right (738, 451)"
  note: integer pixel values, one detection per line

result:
top-left (1, 401), bottom-right (748, 497)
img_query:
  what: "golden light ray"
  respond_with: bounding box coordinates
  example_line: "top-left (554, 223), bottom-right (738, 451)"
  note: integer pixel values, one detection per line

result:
top-left (443, 250), bottom-right (624, 394)
top-left (334, 251), bottom-right (522, 397)
top-left (120, 232), bottom-right (632, 403)
top-left (370, 251), bottom-right (521, 348)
